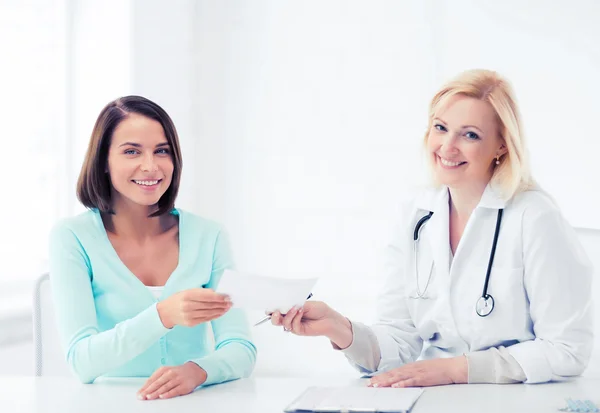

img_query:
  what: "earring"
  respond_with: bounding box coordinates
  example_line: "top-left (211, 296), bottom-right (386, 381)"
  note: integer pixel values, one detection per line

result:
top-left (495, 156), bottom-right (500, 165)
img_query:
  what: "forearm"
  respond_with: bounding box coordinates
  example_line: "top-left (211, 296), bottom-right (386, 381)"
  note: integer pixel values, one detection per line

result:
top-left (190, 339), bottom-right (256, 386)
top-left (66, 304), bottom-right (169, 383)
top-left (331, 320), bottom-right (382, 373)
top-left (325, 311), bottom-right (354, 350)
top-left (466, 346), bottom-right (526, 384)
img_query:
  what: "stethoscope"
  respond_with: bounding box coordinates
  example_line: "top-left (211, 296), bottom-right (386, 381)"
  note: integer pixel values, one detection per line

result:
top-left (412, 208), bottom-right (504, 317)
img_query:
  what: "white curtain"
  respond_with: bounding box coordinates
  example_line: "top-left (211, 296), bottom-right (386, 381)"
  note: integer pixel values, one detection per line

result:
top-left (0, 1), bottom-right (67, 314)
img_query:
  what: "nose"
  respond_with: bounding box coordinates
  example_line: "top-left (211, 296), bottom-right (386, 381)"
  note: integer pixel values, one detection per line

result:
top-left (140, 153), bottom-right (158, 172)
top-left (439, 132), bottom-right (459, 155)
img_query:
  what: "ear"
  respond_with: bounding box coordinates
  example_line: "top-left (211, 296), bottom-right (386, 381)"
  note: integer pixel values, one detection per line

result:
top-left (497, 143), bottom-right (508, 157)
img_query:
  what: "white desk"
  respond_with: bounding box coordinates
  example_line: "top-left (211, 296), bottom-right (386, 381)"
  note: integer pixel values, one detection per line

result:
top-left (1, 376), bottom-right (598, 413)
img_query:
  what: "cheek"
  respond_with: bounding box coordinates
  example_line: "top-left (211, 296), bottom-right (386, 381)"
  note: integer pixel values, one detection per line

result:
top-left (466, 147), bottom-right (494, 170)
top-left (426, 132), bottom-right (438, 151)
top-left (109, 163), bottom-right (131, 176)
top-left (161, 159), bottom-right (175, 178)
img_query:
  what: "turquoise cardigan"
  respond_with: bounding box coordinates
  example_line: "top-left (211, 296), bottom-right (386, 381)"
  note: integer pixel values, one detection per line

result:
top-left (48, 208), bottom-right (256, 384)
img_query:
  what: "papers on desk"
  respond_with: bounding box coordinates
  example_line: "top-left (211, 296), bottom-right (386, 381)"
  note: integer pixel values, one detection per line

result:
top-left (284, 386), bottom-right (424, 413)
top-left (216, 269), bottom-right (318, 314)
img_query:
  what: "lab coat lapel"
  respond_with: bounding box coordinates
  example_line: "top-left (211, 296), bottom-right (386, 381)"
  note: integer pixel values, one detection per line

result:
top-left (422, 188), bottom-right (450, 277)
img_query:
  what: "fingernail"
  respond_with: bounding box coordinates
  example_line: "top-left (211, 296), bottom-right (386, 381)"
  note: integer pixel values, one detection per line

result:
top-left (391, 383), bottom-right (399, 388)
top-left (137, 394), bottom-right (144, 400)
top-left (372, 383), bottom-right (379, 388)
top-left (159, 394), bottom-right (164, 399)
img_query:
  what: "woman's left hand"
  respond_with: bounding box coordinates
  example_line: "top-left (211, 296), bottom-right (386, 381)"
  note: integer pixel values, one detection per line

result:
top-left (137, 362), bottom-right (208, 400)
top-left (367, 356), bottom-right (468, 388)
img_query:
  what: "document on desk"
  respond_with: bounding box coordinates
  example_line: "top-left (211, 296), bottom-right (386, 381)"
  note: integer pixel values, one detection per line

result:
top-left (284, 386), bottom-right (424, 413)
top-left (216, 269), bottom-right (318, 314)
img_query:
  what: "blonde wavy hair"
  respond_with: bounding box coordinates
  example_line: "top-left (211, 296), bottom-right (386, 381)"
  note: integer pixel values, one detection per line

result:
top-left (424, 69), bottom-right (536, 200)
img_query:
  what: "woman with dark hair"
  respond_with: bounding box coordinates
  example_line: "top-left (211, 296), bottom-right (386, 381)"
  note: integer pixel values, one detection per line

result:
top-left (49, 96), bottom-right (256, 400)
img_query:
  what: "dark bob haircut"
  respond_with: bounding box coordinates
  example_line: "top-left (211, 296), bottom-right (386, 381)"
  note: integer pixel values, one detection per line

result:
top-left (76, 95), bottom-right (183, 217)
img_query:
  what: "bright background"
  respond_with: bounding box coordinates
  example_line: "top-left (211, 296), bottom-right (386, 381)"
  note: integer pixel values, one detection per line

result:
top-left (1, 0), bottom-right (599, 378)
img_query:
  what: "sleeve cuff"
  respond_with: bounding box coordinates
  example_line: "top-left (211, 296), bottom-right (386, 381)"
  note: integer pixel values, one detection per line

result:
top-left (507, 340), bottom-right (552, 383)
top-left (144, 303), bottom-right (171, 336)
top-left (331, 320), bottom-right (381, 372)
top-left (467, 347), bottom-right (527, 384)
top-left (466, 350), bottom-right (496, 383)
top-left (189, 357), bottom-right (223, 387)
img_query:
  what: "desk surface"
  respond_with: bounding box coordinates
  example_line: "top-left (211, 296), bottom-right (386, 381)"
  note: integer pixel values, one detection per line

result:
top-left (1, 375), bottom-right (598, 413)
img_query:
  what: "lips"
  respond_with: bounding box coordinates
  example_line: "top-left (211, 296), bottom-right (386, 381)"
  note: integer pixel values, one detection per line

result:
top-left (437, 155), bottom-right (466, 167)
top-left (132, 179), bottom-right (162, 188)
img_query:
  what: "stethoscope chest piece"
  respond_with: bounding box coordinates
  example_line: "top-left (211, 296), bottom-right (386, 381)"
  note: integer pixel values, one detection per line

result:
top-left (475, 294), bottom-right (495, 317)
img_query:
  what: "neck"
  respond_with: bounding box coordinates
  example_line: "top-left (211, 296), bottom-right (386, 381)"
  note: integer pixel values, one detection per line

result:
top-left (448, 181), bottom-right (488, 221)
top-left (103, 198), bottom-right (166, 241)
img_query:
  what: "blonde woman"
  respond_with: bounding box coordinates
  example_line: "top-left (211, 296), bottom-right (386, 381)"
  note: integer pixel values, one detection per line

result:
top-left (271, 69), bottom-right (593, 386)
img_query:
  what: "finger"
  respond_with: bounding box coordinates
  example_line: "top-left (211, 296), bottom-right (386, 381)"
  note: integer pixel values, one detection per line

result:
top-left (282, 307), bottom-right (300, 331)
top-left (185, 289), bottom-right (231, 303)
top-left (138, 367), bottom-right (167, 395)
top-left (180, 309), bottom-right (230, 327)
top-left (141, 370), bottom-right (173, 398)
top-left (159, 384), bottom-right (188, 400)
top-left (291, 307), bottom-right (304, 333)
top-left (271, 311), bottom-right (283, 326)
top-left (181, 300), bottom-right (232, 311)
top-left (190, 308), bottom-right (231, 320)
top-left (369, 371), bottom-right (407, 388)
top-left (147, 379), bottom-right (179, 400)
top-left (391, 378), bottom-right (418, 388)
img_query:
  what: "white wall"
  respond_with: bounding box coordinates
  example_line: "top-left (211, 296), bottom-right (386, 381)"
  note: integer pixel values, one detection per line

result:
top-left (5, 0), bottom-right (598, 379)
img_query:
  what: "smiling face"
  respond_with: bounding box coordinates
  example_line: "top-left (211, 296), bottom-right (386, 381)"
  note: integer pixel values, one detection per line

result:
top-left (426, 95), bottom-right (507, 191)
top-left (107, 113), bottom-right (174, 210)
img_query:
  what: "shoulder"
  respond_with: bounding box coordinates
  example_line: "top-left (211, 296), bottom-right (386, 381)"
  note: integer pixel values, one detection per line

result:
top-left (50, 209), bottom-right (99, 240)
top-left (507, 187), bottom-right (582, 246)
top-left (508, 187), bottom-right (563, 222)
top-left (176, 208), bottom-right (224, 236)
top-left (385, 185), bottom-right (443, 240)
top-left (394, 184), bottom-right (445, 219)
top-left (176, 209), bottom-right (230, 250)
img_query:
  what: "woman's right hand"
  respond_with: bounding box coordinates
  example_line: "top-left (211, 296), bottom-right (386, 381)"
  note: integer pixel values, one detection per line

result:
top-left (157, 288), bottom-right (232, 329)
top-left (270, 301), bottom-right (353, 348)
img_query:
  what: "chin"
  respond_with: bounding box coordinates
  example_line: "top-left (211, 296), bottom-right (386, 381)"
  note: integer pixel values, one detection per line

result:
top-left (121, 193), bottom-right (164, 208)
top-left (433, 173), bottom-right (458, 187)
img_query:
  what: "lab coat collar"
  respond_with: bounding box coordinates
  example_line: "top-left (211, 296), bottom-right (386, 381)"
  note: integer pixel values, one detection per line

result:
top-left (415, 183), bottom-right (507, 213)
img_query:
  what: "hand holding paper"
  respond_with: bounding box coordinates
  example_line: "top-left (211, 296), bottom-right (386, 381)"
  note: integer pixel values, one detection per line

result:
top-left (216, 269), bottom-right (318, 314)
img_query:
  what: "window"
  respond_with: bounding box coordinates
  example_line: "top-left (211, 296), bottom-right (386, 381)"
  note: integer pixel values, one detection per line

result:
top-left (0, 0), bottom-right (67, 315)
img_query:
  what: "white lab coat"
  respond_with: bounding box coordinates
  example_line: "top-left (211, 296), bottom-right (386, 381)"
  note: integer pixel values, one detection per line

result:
top-left (370, 184), bottom-right (594, 384)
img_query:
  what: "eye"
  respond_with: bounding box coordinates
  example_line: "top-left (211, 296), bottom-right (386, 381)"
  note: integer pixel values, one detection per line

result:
top-left (123, 148), bottom-right (139, 155)
top-left (434, 124), bottom-right (447, 132)
top-left (465, 131), bottom-right (480, 140)
top-left (155, 148), bottom-right (170, 155)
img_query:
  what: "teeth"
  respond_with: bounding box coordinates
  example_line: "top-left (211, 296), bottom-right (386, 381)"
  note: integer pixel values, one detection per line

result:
top-left (134, 180), bottom-right (159, 186)
top-left (439, 157), bottom-right (463, 167)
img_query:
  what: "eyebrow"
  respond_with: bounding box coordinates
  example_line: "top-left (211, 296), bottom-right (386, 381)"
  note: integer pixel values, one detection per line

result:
top-left (433, 118), bottom-right (484, 134)
top-left (119, 142), bottom-right (170, 148)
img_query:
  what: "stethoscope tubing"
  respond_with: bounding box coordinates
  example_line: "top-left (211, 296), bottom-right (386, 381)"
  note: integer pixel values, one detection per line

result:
top-left (413, 208), bottom-right (503, 317)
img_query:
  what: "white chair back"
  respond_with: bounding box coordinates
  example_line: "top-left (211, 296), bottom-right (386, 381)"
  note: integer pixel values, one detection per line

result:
top-left (32, 273), bottom-right (71, 376)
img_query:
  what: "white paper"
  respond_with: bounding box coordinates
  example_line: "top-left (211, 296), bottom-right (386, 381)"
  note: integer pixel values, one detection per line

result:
top-left (285, 386), bottom-right (424, 413)
top-left (216, 269), bottom-right (318, 314)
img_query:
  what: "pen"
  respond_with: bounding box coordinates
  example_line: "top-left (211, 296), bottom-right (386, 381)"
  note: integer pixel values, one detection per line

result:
top-left (253, 293), bottom-right (313, 327)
